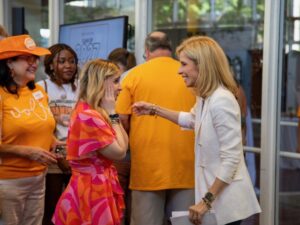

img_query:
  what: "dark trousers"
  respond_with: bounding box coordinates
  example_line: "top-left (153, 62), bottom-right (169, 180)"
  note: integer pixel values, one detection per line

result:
top-left (43, 173), bottom-right (71, 225)
top-left (113, 156), bottom-right (131, 225)
top-left (226, 220), bottom-right (242, 225)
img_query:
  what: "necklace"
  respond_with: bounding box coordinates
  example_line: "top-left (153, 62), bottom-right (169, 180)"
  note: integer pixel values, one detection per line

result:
top-left (61, 93), bottom-right (67, 100)
top-left (60, 85), bottom-right (67, 100)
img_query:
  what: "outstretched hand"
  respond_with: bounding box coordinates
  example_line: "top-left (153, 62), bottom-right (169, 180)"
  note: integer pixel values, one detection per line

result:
top-left (132, 101), bottom-right (154, 116)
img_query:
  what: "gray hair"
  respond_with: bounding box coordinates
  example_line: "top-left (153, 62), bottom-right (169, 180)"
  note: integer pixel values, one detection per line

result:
top-left (145, 32), bottom-right (172, 52)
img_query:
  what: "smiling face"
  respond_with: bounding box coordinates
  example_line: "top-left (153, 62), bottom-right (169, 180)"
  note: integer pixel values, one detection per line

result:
top-left (51, 49), bottom-right (77, 84)
top-left (178, 52), bottom-right (199, 88)
top-left (7, 54), bottom-right (39, 87)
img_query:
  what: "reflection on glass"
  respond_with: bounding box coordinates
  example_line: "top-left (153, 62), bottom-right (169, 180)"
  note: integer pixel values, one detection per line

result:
top-left (152, 1), bottom-right (265, 224)
top-left (279, 0), bottom-right (300, 224)
top-left (10, 0), bottom-right (49, 47)
top-left (9, 0), bottom-right (49, 81)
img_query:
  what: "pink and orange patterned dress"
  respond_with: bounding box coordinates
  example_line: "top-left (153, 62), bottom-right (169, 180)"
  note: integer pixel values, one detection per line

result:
top-left (52, 101), bottom-right (124, 225)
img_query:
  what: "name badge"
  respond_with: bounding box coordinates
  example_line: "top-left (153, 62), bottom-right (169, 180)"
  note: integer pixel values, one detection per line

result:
top-left (32, 91), bottom-right (44, 100)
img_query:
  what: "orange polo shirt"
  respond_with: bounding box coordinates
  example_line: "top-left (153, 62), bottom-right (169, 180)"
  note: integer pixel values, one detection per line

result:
top-left (0, 85), bottom-right (55, 179)
top-left (116, 57), bottom-right (195, 190)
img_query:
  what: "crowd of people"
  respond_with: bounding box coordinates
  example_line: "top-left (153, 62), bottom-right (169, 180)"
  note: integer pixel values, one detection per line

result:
top-left (0, 25), bottom-right (261, 225)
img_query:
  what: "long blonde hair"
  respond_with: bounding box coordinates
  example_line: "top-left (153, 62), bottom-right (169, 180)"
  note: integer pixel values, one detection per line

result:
top-left (78, 59), bottom-right (119, 117)
top-left (176, 36), bottom-right (237, 98)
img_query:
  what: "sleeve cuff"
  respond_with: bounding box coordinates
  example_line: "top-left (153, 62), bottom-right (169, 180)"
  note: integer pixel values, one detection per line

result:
top-left (216, 164), bottom-right (237, 184)
top-left (178, 112), bottom-right (194, 129)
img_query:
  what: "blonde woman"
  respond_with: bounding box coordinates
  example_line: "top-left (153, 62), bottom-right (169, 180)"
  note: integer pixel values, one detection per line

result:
top-left (132, 36), bottom-right (261, 225)
top-left (53, 59), bottom-right (128, 225)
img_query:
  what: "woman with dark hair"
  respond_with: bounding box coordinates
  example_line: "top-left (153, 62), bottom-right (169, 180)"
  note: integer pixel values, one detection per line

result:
top-left (108, 48), bottom-right (136, 82)
top-left (0, 35), bottom-right (58, 225)
top-left (37, 43), bottom-right (79, 225)
top-left (43, 43), bottom-right (78, 92)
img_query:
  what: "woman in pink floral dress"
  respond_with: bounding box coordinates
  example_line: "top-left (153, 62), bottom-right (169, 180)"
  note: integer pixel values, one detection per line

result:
top-left (52, 59), bottom-right (128, 225)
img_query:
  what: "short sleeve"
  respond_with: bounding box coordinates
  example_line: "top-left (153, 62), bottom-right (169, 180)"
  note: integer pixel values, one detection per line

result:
top-left (115, 75), bottom-right (133, 115)
top-left (67, 109), bottom-right (115, 158)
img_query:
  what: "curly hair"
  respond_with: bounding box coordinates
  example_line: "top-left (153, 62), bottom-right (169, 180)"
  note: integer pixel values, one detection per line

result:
top-left (44, 43), bottom-right (78, 92)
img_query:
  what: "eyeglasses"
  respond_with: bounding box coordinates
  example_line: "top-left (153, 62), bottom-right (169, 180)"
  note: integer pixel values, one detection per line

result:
top-left (17, 55), bottom-right (40, 64)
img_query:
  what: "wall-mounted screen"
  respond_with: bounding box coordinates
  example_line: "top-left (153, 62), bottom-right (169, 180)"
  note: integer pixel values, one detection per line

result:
top-left (59, 16), bottom-right (128, 66)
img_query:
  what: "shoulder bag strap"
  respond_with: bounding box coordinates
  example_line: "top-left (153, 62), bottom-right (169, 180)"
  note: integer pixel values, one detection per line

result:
top-left (43, 79), bottom-right (48, 93)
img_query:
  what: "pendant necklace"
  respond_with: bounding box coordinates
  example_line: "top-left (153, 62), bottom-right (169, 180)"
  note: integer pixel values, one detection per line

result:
top-left (60, 85), bottom-right (67, 100)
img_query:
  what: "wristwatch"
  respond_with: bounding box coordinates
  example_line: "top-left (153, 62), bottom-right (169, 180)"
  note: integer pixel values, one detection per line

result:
top-left (109, 114), bottom-right (120, 124)
top-left (204, 192), bottom-right (215, 203)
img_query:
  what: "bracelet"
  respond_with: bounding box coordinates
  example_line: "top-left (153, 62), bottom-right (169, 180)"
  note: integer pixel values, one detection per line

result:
top-left (109, 114), bottom-right (120, 124)
top-left (204, 192), bottom-right (215, 203)
top-left (149, 104), bottom-right (157, 116)
top-left (202, 197), bottom-right (212, 210)
top-left (201, 192), bottom-right (215, 210)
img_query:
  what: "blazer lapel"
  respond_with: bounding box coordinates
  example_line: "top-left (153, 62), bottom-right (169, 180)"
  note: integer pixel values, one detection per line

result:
top-left (195, 97), bottom-right (210, 138)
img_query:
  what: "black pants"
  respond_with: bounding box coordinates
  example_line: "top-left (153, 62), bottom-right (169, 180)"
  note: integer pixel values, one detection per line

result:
top-left (43, 173), bottom-right (71, 225)
top-left (226, 220), bottom-right (242, 225)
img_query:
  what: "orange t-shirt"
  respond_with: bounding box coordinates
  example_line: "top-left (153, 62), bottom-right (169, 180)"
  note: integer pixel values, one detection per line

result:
top-left (116, 57), bottom-right (195, 190)
top-left (0, 85), bottom-right (55, 179)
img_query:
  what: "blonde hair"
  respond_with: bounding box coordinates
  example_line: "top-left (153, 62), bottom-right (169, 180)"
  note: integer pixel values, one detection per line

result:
top-left (176, 36), bottom-right (237, 98)
top-left (78, 59), bottom-right (119, 118)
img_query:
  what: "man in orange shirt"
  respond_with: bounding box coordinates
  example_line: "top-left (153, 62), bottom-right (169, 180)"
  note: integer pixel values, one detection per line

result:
top-left (116, 31), bottom-right (195, 225)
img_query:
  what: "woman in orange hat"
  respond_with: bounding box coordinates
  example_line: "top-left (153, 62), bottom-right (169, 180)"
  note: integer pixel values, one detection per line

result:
top-left (0, 34), bottom-right (59, 225)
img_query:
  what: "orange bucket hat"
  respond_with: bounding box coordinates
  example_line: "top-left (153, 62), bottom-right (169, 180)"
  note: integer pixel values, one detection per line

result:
top-left (0, 34), bottom-right (51, 60)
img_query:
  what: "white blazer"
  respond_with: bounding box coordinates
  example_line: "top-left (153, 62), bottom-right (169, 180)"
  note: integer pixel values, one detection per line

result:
top-left (178, 86), bottom-right (261, 225)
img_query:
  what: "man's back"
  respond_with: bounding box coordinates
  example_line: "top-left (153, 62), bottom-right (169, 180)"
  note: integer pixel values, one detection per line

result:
top-left (116, 56), bottom-right (195, 190)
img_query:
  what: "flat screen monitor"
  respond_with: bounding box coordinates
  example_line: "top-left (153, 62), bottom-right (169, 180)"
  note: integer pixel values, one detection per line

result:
top-left (59, 16), bottom-right (128, 66)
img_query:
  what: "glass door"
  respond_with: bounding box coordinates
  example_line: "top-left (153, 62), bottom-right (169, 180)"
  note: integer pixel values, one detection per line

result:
top-left (278, 0), bottom-right (300, 224)
top-left (151, 1), bottom-right (265, 224)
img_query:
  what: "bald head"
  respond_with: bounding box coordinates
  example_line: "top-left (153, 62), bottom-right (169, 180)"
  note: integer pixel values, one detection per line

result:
top-left (145, 31), bottom-right (172, 53)
top-left (149, 31), bottom-right (166, 39)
